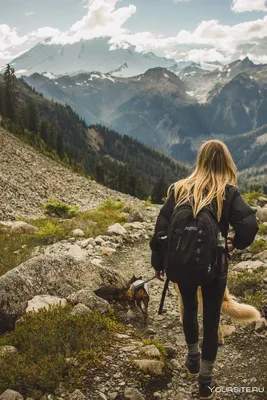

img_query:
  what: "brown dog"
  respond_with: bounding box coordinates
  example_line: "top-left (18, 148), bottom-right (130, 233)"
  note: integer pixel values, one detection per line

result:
top-left (94, 275), bottom-right (150, 324)
top-left (174, 284), bottom-right (261, 344)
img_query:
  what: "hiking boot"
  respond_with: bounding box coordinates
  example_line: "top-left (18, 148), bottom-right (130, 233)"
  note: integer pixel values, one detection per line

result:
top-left (199, 380), bottom-right (217, 399)
top-left (184, 353), bottom-right (200, 377)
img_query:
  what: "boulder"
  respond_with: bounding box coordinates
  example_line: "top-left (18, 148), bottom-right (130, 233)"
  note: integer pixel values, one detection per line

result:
top-left (133, 359), bottom-right (165, 376)
top-left (70, 303), bottom-right (91, 316)
top-left (124, 222), bottom-right (143, 230)
top-left (26, 295), bottom-right (67, 313)
top-left (10, 221), bottom-right (38, 234)
top-left (68, 390), bottom-right (86, 400)
top-left (71, 229), bottom-right (85, 238)
top-left (0, 242), bottom-right (125, 333)
top-left (128, 208), bottom-right (145, 222)
top-left (67, 288), bottom-right (110, 313)
top-left (107, 223), bottom-right (127, 236)
top-left (232, 260), bottom-right (265, 272)
top-left (256, 207), bottom-right (267, 223)
top-left (0, 391), bottom-right (23, 400)
top-left (252, 249), bottom-right (267, 261)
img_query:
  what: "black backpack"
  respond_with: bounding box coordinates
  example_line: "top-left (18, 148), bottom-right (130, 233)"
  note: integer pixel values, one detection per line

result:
top-left (165, 200), bottom-right (220, 285)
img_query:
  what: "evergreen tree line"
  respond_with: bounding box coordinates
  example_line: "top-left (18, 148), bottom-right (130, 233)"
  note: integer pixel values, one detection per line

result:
top-left (0, 65), bottom-right (188, 202)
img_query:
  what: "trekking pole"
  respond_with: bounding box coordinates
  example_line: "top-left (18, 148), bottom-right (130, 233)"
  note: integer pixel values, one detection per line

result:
top-left (158, 277), bottom-right (170, 315)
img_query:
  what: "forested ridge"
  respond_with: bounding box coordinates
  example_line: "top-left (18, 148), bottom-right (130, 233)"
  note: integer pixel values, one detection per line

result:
top-left (0, 65), bottom-right (188, 201)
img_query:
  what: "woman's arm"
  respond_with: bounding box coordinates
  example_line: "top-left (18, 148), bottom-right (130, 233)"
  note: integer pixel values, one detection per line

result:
top-left (150, 189), bottom-right (176, 270)
top-left (229, 189), bottom-right (259, 250)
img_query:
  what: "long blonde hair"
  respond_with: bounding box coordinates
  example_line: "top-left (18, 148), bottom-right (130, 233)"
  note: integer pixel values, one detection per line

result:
top-left (169, 140), bottom-right (237, 220)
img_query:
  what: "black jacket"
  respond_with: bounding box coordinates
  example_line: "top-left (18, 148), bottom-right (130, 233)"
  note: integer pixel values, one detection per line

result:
top-left (150, 185), bottom-right (259, 271)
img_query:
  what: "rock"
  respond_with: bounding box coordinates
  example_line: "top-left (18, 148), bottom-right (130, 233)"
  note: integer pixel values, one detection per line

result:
top-left (128, 208), bottom-right (145, 222)
top-left (95, 236), bottom-right (105, 245)
top-left (124, 222), bottom-right (143, 230)
top-left (133, 359), bottom-right (165, 376)
top-left (142, 344), bottom-right (161, 358)
top-left (124, 387), bottom-right (145, 400)
top-left (67, 288), bottom-right (110, 313)
top-left (255, 318), bottom-right (267, 332)
top-left (0, 390), bottom-right (24, 400)
top-left (10, 221), bottom-right (38, 234)
top-left (232, 260), bottom-right (264, 272)
top-left (164, 345), bottom-right (177, 358)
top-left (26, 295), bottom-right (67, 313)
top-left (109, 393), bottom-right (118, 400)
top-left (0, 345), bottom-right (17, 357)
top-left (257, 197), bottom-right (267, 207)
top-left (0, 241), bottom-right (125, 333)
top-left (71, 229), bottom-right (85, 238)
top-left (68, 390), bottom-right (86, 400)
top-left (70, 303), bottom-right (91, 316)
top-left (252, 249), bottom-right (267, 261)
top-left (256, 207), bottom-right (267, 223)
top-left (107, 223), bottom-right (127, 236)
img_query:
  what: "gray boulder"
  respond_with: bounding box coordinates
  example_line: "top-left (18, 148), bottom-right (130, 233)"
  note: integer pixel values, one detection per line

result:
top-left (10, 221), bottom-right (38, 234)
top-left (0, 242), bottom-right (125, 333)
top-left (257, 197), bottom-right (267, 207)
top-left (67, 289), bottom-right (110, 314)
top-left (128, 208), bottom-right (145, 222)
top-left (0, 391), bottom-right (23, 400)
top-left (256, 207), bottom-right (267, 223)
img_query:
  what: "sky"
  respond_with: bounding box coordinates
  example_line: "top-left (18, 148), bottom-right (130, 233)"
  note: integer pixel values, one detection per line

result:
top-left (1, 0), bottom-right (267, 67)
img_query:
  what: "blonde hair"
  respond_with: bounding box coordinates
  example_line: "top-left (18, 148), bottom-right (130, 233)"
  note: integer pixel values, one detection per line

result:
top-left (169, 140), bottom-right (237, 220)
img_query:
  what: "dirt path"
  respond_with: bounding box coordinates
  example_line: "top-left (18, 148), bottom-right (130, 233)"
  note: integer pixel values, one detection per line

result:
top-left (105, 240), bottom-right (267, 400)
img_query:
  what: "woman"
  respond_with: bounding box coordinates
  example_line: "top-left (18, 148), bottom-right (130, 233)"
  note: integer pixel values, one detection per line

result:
top-left (150, 140), bottom-right (258, 399)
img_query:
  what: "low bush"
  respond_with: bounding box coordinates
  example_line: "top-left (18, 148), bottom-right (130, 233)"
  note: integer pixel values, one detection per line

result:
top-left (228, 270), bottom-right (265, 309)
top-left (43, 199), bottom-right (79, 218)
top-left (0, 305), bottom-right (122, 397)
top-left (242, 189), bottom-right (264, 206)
top-left (36, 221), bottom-right (67, 242)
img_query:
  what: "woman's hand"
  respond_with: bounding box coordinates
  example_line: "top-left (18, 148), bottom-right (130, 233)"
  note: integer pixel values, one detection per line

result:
top-left (227, 237), bottom-right (234, 253)
top-left (155, 270), bottom-right (165, 281)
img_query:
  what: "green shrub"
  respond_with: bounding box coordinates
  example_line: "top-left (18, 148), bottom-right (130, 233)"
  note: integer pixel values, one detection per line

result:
top-left (258, 224), bottom-right (267, 236)
top-left (43, 199), bottom-right (78, 218)
top-left (0, 305), bottom-right (122, 397)
top-left (242, 189), bottom-right (264, 206)
top-left (228, 270), bottom-right (265, 297)
top-left (36, 221), bottom-right (66, 241)
top-left (97, 197), bottom-right (125, 212)
top-left (248, 239), bottom-right (267, 254)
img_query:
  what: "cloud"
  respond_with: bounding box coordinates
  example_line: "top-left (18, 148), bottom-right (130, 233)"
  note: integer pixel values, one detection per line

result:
top-left (167, 0), bottom-right (192, 3)
top-left (30, 27), bottom-right (60, 38)
top-left (232, 0), bottom-right (267, 12)
top-left (51, 0), bottom-right (136, 44)
top-left (25, 11), bottom-right (35, 16)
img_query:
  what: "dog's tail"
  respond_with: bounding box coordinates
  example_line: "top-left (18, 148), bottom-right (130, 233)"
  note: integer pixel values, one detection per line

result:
top-left (221, 288), bottom-right (261, 324)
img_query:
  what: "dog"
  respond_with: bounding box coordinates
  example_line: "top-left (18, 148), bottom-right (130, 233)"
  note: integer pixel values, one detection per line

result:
top-left (174, 284), bottom-right (261, 344)
top-left (94, 275), bottom-right (150, 324)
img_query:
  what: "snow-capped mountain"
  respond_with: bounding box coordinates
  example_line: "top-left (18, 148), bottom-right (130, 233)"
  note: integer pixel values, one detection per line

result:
top-left (10, 37), bottom-right (177, 78)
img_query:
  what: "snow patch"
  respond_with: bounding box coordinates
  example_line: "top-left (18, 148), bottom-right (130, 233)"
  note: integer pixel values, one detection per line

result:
top-left (16, 69), bottom-right (28, 75)
top-left (164, 73), bottom-right (169, 79)
top-left (186, 91), bottom-right (195, 97)
top-left (43, 72), bottom-right (56, 79)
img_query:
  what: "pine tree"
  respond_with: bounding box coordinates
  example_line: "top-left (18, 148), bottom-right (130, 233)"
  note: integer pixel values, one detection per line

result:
top-left (151, 176), bottom-right (168, 204)
top-left (56, 133), bottom-right (64, 159)
top-left (3, 64), bottom-right (17, 121)
top-left (27, 100), bottom-right (39, 135)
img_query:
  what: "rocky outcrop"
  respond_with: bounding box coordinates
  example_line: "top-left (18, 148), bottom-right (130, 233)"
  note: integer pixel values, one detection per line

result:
top-left (0, 242), bottom-right (126, 333)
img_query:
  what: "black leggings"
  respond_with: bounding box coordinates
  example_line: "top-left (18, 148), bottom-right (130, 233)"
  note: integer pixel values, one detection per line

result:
top-left (178, 277), bottom-right (227, 361)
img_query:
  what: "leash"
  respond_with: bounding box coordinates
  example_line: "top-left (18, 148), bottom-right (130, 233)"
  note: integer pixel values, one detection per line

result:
top-left (130, 275), bottom-right (157, 291)
top-left (158, 277), bottom-right (170, 315)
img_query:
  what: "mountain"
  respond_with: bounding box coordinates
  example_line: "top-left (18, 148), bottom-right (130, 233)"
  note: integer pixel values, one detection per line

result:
top-left (10, 37), bottom-right (177, 78)
top-left (0, 70), bottom-right (188, 199)
top-left (24, 67), bottom-right (201, 156)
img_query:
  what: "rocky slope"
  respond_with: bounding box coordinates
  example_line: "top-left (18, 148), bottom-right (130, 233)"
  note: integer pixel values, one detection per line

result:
top-left (0, 128), bottom-right (141, 221)
top-left (0, 199), bottom-right (266, 399)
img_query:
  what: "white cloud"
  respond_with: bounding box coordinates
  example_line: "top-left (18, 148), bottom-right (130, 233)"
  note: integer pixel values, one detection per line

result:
top-left (168, 0), bottom-right (192, 3)
top-left (232, 0), bottom-right (267, 12)
top-left (25, 11), bottom-right (35, 16)
top-left (51, 0), bottom-right (136, 44)
top-left (30, 27), bottom-right (60, 38)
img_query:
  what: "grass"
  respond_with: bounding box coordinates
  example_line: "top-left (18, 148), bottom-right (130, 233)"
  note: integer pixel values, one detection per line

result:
top-left (0, 305), bottom-right (122, 398)
top-left (228, 270), bottom-right (265, 309)
top-left (0, 198), bottom-right (132, 276)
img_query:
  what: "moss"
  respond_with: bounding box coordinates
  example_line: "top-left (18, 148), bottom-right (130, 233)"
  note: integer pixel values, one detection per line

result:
top-left (142, 339), bottom-right (168, 363)
top-left (248, 239), bottom-right (267, 254)
top-left (0, 305), bottom-right (122, 398)
top-left (258, 224), bottom-right (267, 236)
